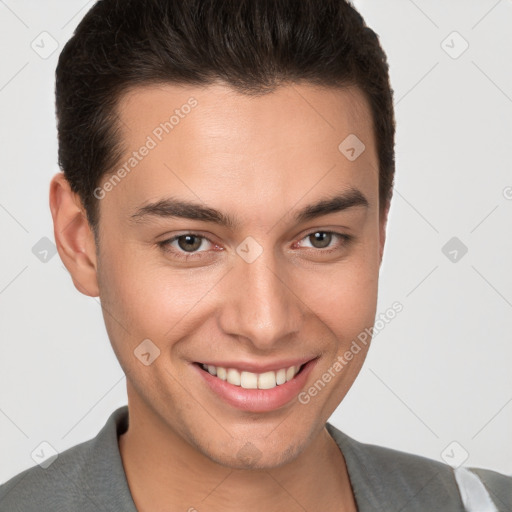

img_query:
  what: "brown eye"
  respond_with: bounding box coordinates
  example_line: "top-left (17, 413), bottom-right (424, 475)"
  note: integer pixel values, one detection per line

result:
top-left (176, 234), bottom-right (204, 252)
top-left (294, 231), bottom-right (352, 256)
top-left (308, 231), bottom-right (332, 249)
top-left (157, 232), bottom-right (220, 262)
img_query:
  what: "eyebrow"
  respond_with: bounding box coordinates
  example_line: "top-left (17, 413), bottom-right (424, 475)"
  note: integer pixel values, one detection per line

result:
top-left (130, 187), bottom-right (369, 229)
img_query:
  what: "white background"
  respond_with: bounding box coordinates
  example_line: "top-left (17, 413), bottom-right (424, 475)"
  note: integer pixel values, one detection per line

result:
top-left (0, 0), bottom-right (511, 484)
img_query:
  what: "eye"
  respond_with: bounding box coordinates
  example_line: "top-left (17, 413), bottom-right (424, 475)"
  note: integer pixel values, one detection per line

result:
top-left (173, 234), bottom-right (207, 252)
top-left (304, 231), bottom-right (333, 249)
top-left (157, 230), bottom-right (352, 262)
top-left (157, 233), bottom-right (218, 260)
top-left (296, 231), bottom-right (351, 252)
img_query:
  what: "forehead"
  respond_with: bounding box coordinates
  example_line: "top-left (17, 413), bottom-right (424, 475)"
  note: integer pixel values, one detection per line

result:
top-left (102, 82), bottom-right (378, 224)
top-left (118, 81), bottom-right (373, 146)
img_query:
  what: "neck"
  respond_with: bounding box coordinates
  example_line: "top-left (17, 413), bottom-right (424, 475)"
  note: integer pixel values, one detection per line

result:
top-left (118, 399), bottom-right (357, 512)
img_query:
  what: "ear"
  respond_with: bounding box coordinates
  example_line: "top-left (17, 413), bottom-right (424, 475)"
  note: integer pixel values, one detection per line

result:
top-left (379, 200), bottom-right (390, 265)
top-left (49, 172), bottom-right (99, 297)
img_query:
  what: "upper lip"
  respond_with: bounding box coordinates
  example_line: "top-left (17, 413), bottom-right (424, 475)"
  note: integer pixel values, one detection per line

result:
top-left (196, 357), bottom-right (316, 373)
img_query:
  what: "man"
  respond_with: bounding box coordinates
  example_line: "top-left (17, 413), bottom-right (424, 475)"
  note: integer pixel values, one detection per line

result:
top-left (1, 0), bottom-right (510, 511)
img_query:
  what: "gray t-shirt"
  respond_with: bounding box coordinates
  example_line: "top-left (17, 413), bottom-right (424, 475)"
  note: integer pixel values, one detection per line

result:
top-left (1, 406), bottom-right (510, 511)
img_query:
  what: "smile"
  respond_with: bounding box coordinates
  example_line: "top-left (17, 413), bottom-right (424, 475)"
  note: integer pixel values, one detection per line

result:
top-left (194, 358), bottom-right (318, 412)
top-left (200, 363), bottom-right (303, 390)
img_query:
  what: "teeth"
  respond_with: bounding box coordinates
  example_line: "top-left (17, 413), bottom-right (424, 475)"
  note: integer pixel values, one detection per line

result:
top-left (258, 371), bottom-right (276, 389)
top-left (201, 363), bottom-right (301, 389)
top-left (241, 371), bottom-right (258, 389)
top-left (227, 368), bottom-right (241, 386)
top-left (286, 366), bottom-right (296, 381)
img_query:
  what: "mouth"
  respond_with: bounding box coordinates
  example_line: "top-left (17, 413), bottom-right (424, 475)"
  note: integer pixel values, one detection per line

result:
top-left (193, 358), bottom-right (317, 412)
top-left (197, 362), bottom-right (305, 390)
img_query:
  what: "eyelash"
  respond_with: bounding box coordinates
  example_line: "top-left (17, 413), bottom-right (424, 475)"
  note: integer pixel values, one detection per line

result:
top-left (156, 231), bottom-right (352, 261)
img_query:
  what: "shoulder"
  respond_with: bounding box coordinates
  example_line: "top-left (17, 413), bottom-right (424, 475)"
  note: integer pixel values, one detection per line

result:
top-left (326, 422), bottom-right (512, 512)
top-left (0, 406), bottom-right (136, 512)
top-left (464, 466), bottom-right (512, 511)
top-left (0, 435), bottom-right (97, 512)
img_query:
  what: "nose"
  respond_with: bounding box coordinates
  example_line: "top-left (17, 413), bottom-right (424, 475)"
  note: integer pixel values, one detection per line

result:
top-left (218, 246), bottom-right (304, 351)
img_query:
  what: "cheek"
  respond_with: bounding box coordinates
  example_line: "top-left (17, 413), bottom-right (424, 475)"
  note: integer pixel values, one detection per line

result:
top-left (96, 242), bottom-right (226, 350)
top-left (296, 239), bottom-right (380, 334)
top-left (294, 251), bottom-right (379, 417)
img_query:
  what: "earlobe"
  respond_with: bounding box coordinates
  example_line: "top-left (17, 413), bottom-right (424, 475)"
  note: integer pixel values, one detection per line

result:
top-left (49, 172), bottom-right (100, 297)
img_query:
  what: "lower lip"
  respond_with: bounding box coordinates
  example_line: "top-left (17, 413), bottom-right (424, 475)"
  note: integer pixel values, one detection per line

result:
top-left (193, 359), bottom-right (317, 413)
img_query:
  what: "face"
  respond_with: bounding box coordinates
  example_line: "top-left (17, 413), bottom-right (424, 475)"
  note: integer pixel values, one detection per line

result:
top-left (64, 82), bottom-right (386, 469)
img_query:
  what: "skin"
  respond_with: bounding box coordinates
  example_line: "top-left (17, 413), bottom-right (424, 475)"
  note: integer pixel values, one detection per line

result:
top-left (50, 82), bottom-right (388, 512)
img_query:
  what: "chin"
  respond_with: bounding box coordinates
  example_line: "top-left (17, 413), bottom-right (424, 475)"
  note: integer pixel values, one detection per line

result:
top-left (197, 429), bottom-right (310, 471)
top-left (208, 447), bottom-right (297, 471)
